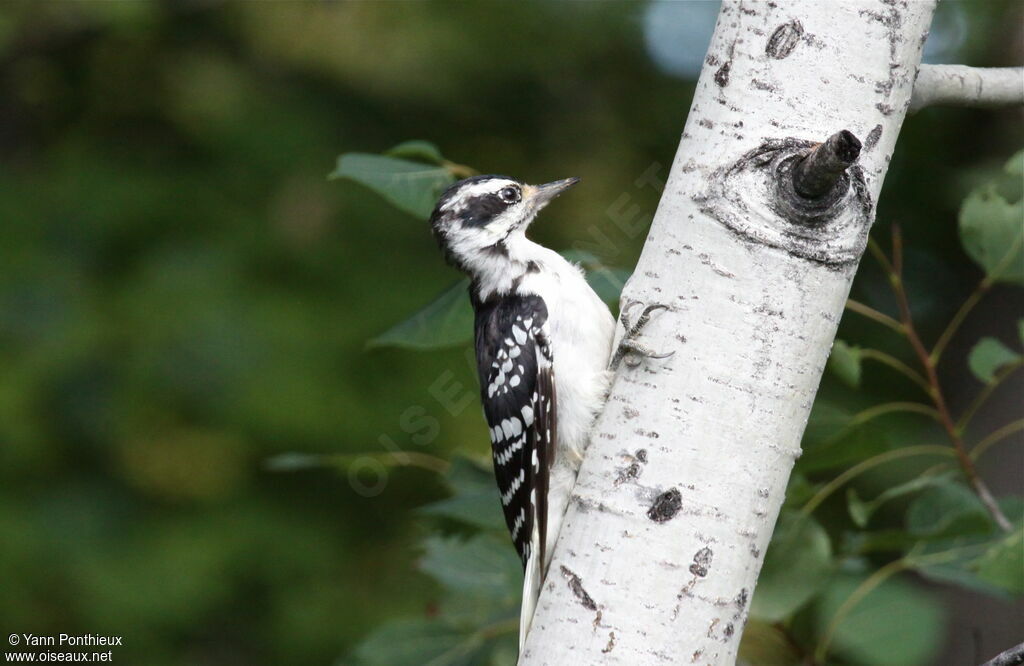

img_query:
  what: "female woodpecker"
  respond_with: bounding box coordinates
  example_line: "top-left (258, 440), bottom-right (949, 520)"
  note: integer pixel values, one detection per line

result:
top-left (428, 175), bottom-right (666, 649)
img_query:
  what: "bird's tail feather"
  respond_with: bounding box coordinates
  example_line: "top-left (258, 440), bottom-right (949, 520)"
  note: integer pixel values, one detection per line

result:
top-left (519, 530), bottom-right (543, 652)
top-left (519, 466), bottom-right (577, 651)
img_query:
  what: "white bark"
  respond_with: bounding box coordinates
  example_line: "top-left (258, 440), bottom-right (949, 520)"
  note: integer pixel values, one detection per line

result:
top-left (520, 2), bottom-right (936, 665)
top-left (910, 65), bottom-right (1024, 113)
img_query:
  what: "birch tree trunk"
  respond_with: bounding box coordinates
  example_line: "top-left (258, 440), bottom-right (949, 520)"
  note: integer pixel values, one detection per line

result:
top-left (520, 2), bottom-right (937, 664)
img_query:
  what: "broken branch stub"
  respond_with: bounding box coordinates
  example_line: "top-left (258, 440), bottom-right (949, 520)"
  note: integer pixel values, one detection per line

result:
top-left (791, 129), bottom-right (862, 200)
top-left (698, 131), bottom-right (872, 267)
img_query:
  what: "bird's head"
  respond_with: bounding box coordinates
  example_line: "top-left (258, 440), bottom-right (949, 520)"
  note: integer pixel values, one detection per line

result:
top-left (429, 174), bottom-right (579, 274)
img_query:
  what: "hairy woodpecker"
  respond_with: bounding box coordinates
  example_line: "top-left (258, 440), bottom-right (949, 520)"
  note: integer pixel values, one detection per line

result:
top-left (429, 175), bottom-right (666, 648)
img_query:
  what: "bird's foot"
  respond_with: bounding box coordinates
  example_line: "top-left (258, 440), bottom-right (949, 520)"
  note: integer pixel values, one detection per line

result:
top-left (610, 302), bottom-right (675, 370)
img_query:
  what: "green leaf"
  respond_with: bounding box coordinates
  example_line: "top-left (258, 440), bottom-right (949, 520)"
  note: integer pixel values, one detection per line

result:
top-left (782, 473), bottom-right (818, 509)
top-left (1018, 319), bottom-right (1024, 346)
top-left (418, 534), bottom-right (521, 629)
top-left (815, 574), bottom-right (943, 666)
top-left (799, 400), bottom-right (891, 473)
top-left (585, 267), bottom-right (631, 304)
top-left (558, 249), bottom-right (602, 265)
top-left (350, 619), bottom-right (474, 666)
top-left (967, 337), bottom-right (1021, 383)
top-left (906, 482), bottom-right (994, 539)
top-left (750, 511), bottom-right (833, 621)
top-left (420, 457), bottom-right (506, 530)
top-left (264, 452), bottom-right (334, 472)
top-left (441, 455), bottom-right (494, 495)
top-left (385, 140), bottom-right (446, 165)
top-left (958, 183), bottom-right (1024, 286)
top-left (419, 534), bottom-right (521, 601)
top-left (800, 400), bottom-right (853, 444)
top-left (561, 250), bottom-right (631, 304)
top-left (1005, 148), bottom-right (1024, 177)
top-left (841, 529), bottom-right (921, 555)
top-left (368, 279), bottom-right (473, 350)
top-left (829, 340), bottom-right (862, 388)
top-left (486, 635), bottom-right (519, 666)
top-left (330, 153), bottom-right (455, 219)
top-left (846, 471), bottom-right (956, 528)
top-left (906, 496), bottom-right (1024, 594)
top-left (417, 519), bottom-right (521, 627)
top-left (973, 526), bottom-right (1024, 594)
top-left (798, 399), bottom-right (856, 446)
top-left (738, 620), bottom-right (802, 666)
top-left (846, 488), bottom-right (870, 528)
top-left (263, 450), bottom-right (447, 474)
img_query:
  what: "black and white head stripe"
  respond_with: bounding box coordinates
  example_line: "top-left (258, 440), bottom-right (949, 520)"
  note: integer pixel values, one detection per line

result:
top-left (472, 290), bottom-right (555, 569)
top-left (433, 175), bottom-right (521, 227)
top-left (429, 175), bottom-right (528, 272)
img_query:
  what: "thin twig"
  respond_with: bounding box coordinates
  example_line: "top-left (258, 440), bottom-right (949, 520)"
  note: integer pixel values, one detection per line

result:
top-left (815, 558), bottom-right (910, 662)
top-left (931, 232), bottom-right (1024, 364)
top-left (850, 401), bottom-right (941, 426)
top-left (265, 451), bottom-right (451, 475)
top-left (958, 359), bottom-right (1024, 432)
top-left (882, 226), bottom-right (1012, 531)
top-left (858, 349), bottom-right (932, 396)
top-left (816, 544), bottom-right (988, 663)
top-left (845, 299), bottom-right (904, 334)
top-left (427, 617), bottom-right (517, 666)
top-left (971, 419), bottom-right (1024, 461)
top-left (442, 160), bottom-right (479, 179)
top-left (931, 283), bottom-right (989, 364)
top-left (799, 445), bottom-right (953, 518)
top-left (867, 236), bottom-right (896, 276)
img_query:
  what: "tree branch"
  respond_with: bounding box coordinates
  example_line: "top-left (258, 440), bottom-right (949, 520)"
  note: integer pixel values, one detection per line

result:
top-left (910, 65), bottom-right (1024, 113)
top-left (980, 641), bottom-right (1024, 666)
top-left (958, 359), bottom-right (1024, 431)
top-left (971, 419), bottom-right (1024, 461)
top-left (932, 233), bottom-right (1024, 364)
top-left (845, 298), bottom-right (904, 334)
top-left (799, 445), bottom-right (953, 518)
top-left (882, 227), bottom-right (1012, 531)
top-left (858, 349), bottom-right (932, 396)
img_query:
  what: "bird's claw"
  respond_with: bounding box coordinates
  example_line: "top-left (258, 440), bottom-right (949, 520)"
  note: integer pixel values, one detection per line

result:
top-left (610, 301), bottom-right (675, 370)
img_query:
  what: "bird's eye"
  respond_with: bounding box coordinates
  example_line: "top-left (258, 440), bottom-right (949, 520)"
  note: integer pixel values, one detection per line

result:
top-left (498, 186), bottom-right (520, 204)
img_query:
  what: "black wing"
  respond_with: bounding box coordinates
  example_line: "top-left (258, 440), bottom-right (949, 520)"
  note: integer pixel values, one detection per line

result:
top-left (472, 291), bottom-right (556, 569)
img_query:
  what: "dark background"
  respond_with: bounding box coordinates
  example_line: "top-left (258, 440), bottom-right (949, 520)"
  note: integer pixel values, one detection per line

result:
top-left (0, 2), bottom-right (1020, 664)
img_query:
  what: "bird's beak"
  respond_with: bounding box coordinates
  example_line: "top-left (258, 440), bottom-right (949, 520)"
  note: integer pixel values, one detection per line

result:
top-left (527, 177), bottom-right (581, 212)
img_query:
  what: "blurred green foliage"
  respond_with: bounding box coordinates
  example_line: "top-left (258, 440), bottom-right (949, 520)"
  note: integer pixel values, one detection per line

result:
top-left (0, 2), bottom-right (1020, 665)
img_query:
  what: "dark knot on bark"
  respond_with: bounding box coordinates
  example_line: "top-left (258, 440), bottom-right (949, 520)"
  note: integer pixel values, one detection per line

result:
top-left (770, 129), bottom-right (865, 226)
top-left (698, 132), bottom-right (873, 266)
top-left (791, 130), bottom-right (862, 200)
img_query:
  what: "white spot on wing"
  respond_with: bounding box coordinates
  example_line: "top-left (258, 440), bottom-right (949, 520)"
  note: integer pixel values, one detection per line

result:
top-left (495, 434), bottom-right (524, 465)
